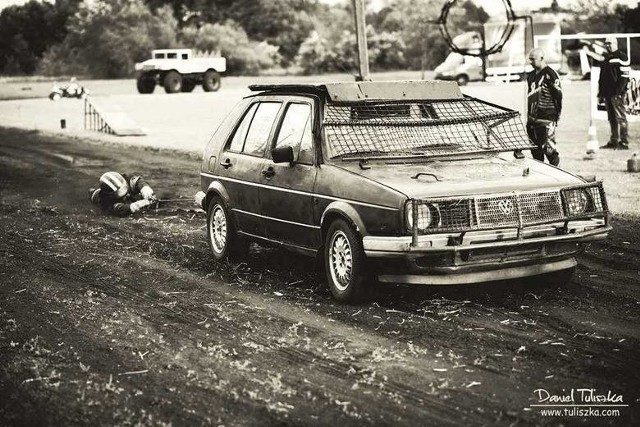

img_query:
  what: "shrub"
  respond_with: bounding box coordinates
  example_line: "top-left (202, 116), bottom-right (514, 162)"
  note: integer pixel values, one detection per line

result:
top-left (38, 0), bottom-right (178, 78)
top-left (179, 21), bottom-right (281, 75)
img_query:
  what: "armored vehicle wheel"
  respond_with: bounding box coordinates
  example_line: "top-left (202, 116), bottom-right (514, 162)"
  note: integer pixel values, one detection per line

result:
top-left (136, 75), bottom-right (156, 94)
top-left (324, 219), bottom-right (368, 303)
top-left (206, 197), bottom-right (248, 260)
top-left (163, 71), bottom-right (182, 94)
top-left (203, 70), bottom-right (221, 92)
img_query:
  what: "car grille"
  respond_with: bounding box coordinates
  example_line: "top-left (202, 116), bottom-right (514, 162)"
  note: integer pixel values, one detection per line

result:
top-left (409, 182), bottom-right (608, 234)
top-left (475, 191), bottom-right (565, 228)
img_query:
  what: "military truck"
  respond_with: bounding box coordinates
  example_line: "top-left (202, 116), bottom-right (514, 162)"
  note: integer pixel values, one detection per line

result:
top-left (134, 49), bottom-right (227, 94)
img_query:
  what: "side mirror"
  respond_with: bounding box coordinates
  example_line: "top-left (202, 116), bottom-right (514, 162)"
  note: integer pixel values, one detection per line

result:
top-left (271, 146), bottom-right (294, 164)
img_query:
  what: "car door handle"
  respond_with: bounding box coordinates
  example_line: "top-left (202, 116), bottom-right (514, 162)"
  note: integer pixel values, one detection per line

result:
top-left (219, 159), bottom-right (232, 169)
top-left (261, 166), bottom-right (275, 178)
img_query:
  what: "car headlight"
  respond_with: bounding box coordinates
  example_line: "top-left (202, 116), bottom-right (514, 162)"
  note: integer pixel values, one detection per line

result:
top-left (406, 202), bottom-right (441, 231)
top-left (564, 189), bottom-right (592, 215)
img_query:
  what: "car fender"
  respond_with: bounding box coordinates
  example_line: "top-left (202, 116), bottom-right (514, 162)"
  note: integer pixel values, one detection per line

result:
top-left (205, 180), bottom-right (231, 210)
top-left (320, 201), bottom-right (368, 237)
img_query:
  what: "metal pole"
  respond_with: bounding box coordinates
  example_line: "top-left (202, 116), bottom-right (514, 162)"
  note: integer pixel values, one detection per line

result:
top-left (352, 0), bottom-right (370, 81)
top-left (481, 29), bottom-right (487, 81)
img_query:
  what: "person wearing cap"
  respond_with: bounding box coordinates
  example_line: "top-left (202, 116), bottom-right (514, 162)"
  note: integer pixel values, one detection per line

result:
top-left (89, 172), bottom-right (156, 216)
top-left (586, 37), bottom-right (629, 149)
top-left (526, 47), bottom-right (562, 166)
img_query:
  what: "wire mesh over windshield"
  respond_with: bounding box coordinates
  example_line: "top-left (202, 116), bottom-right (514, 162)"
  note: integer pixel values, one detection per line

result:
top-left (323, 97), bottom-right (533, 159)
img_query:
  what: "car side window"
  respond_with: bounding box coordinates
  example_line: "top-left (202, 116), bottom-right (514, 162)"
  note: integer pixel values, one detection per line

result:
top-left (228, 103), bottom-right (258, 152)
top-left (274, 103), bottom-right (313, 164)
top-left (242, 102), bottom-right (282, 156)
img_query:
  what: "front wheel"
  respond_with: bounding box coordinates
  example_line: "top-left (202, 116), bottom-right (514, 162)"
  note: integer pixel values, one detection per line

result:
top-left (137, 74), bottom-right (156, 94)
top-left (206, 197), bottom-right (248, 260)
top-left (324, 219), bottom-right (368, 303)
top-left (163, 71), bottom-right (182, 94)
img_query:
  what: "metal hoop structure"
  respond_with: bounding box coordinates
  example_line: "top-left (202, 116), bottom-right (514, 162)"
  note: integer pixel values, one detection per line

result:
top-left (436, 0), bottom-right (524, 57)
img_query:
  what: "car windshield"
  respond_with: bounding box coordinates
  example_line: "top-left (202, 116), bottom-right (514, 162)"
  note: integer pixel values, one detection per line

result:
top-left (323, 96), bottom-right (533, 160)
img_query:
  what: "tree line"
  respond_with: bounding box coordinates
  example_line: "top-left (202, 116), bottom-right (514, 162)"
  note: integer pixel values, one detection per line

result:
top-left (1, 0), bottom-right (639, 78)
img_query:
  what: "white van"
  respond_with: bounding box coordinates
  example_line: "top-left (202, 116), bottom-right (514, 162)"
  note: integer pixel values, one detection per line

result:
top-left (434, 52), bottom-right (483, 86)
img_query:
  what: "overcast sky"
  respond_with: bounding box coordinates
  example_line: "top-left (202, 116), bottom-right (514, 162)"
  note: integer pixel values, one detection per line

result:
top-left (1, 0), bottom-right (638, 14)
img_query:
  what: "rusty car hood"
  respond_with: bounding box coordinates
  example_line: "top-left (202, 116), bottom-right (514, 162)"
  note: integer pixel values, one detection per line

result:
top-left (332, 154), bottom-right (585, 199)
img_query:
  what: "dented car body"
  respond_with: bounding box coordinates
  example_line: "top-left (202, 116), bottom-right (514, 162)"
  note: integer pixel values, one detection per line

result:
top-left (197, 81), bottom-right (610, 302)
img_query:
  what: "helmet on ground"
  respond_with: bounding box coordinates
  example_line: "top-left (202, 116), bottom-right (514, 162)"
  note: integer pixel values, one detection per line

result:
top-left (99, 172), bottom-right (128, 199)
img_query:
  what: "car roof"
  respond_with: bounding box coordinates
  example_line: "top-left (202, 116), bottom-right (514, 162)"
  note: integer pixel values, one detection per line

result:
top-left (248, 80), bottom-right (464, 102)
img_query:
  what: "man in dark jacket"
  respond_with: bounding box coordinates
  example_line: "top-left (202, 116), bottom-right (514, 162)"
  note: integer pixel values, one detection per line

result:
top-left (587, 37), bottom-right (629, 149)
top-left (526, 48), bottom-right (562, 166)
top-left (89, 172), bottom-right (156, 216)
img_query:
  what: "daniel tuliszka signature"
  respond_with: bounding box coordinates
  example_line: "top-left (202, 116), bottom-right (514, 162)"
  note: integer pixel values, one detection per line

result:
top-left (531, 389), bottom-right (626, 406)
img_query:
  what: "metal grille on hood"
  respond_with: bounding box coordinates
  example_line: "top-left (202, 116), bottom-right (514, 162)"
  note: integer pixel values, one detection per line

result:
top-left (409, 183), bottom-right (607, 234)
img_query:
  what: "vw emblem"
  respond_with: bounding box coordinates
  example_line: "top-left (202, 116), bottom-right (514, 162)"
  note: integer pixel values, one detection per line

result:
top-left (497, 199), bottom-right (514, 215)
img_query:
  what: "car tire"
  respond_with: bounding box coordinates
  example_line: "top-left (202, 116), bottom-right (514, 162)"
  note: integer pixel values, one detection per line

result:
top-left (181, 80), bottom-right (196, 93)
top-left (455, 74), bottom-right (469, 86)
top-left (137, 75), bottom-right (156, 94)
top-left (324, 219), bottom-right (368, 303)
top-left (206, 197), bottom-right (248, 260)
top-left (163, 71), bottom-right (182, 94)
top-left (202, 70), bottom-right (221, 92)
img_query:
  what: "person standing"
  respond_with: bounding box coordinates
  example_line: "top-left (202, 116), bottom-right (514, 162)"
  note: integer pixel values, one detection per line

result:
top-left (89, 171), bottom-right (156, 216)
top-left (587, 37), bottom-right (629, 149)
top-left (526, 48), bottom-right (562, 166)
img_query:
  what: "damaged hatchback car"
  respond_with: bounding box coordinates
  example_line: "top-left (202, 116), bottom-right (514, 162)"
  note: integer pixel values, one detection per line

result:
top-left (196, 81), bottom-right (610, 302)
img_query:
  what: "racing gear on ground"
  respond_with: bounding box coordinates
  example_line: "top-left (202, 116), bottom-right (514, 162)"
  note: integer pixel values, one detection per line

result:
top-left (140, 185), bottom-right (155, 200)
top-left (130, 199), bottom-right (152, 213)
top-left (89, 172), bottom-right (154, 216)
top-left (99, 172), bottom-right (129, 199)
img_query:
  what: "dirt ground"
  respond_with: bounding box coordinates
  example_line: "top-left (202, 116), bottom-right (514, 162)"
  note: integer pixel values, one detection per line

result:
top-left (0, 127), bottom-right (638, 426)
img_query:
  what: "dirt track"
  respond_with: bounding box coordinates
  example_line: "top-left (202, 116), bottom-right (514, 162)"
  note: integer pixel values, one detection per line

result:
top-left (0, 127), bottom-right (639, 426)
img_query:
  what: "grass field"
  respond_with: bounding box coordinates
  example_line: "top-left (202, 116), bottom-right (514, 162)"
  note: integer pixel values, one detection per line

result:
top-left (0, 72), bottom-right (638, 214)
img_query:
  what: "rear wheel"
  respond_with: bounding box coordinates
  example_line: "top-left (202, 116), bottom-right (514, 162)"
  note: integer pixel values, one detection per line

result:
top-left (163, 71), bottom-right (182, 94)
top-left (203, 70), bottom-right (221, 92)
top-left (324, 219), bottom-right (368, 303)
top-left (206, 197), bottom-right (248, 260)
top-left (136, 74), bottom-right (156, 94)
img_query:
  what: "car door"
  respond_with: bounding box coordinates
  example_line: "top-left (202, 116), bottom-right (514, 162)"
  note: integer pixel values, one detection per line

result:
top-left (259, 97), bottom-right (320, 250)
top-left (216, 100), bottom-right (282, 238)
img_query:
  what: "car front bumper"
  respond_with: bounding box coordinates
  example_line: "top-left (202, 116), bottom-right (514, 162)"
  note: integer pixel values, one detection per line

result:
top-left (362, 220), bottom-right (610, 285)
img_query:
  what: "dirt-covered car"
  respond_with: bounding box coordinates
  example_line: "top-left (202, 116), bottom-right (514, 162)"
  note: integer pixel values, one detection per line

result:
top-left (196, 81), bottom-right (610, 302)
